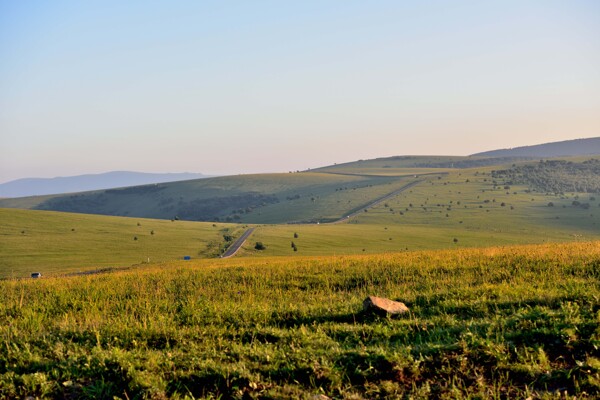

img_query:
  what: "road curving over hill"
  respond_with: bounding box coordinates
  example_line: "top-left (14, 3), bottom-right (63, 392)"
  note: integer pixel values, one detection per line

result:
top-left (328, 178), bottom-right (424, 224)
top-left (221, 174), bottom-right (442, 258)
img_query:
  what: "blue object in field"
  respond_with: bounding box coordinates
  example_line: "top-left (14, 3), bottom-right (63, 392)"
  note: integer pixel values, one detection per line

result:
top-left (184, 256), bottom-right (191, 260)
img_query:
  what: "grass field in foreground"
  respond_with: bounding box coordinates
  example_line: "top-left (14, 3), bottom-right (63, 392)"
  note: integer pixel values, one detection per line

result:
top-left (1, 241), bottom-right (599, 399)
top-left (0, 208), bottom-right (243, 278)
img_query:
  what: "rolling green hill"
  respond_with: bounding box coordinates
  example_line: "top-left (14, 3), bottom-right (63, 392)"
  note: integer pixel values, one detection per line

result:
top-left (0, 172), bottom-right (435, 224)
top-left (312, 155), bottom-right (534, 176)
top-left (0, 156), bottom-right (535, 224)
top-left (3, 156), bottom-right (600, 278)
top-left (239, 161), bottom-right (600, 257)
top-left (0, 208), bottom-right (243, 278)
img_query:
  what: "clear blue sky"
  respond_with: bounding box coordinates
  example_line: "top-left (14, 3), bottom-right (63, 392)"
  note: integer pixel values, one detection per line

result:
top-left (1, 1), bottom-right (599, 182)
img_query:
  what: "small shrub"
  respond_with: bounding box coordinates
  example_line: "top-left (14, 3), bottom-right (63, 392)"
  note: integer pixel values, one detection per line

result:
top-left (255, 242), bottom-right (266, 250)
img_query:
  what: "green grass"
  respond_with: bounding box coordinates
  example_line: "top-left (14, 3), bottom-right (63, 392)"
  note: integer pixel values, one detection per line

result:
top-left (357, 166), bottom-right (600, 235)
top-left (242, 166), bottom-right (600, 257)
top-left (0, 208), bottom-right (244, 279)
top-left (0, 173), bottom-right (425, 224)
top-left (1, 242), bottom-right (599, 398)
top-left (312, 155), bottom-right (531, 174)
top-left (3, 163), bottom-right (600, 277)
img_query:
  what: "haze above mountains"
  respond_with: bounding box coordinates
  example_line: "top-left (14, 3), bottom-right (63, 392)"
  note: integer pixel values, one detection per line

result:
top-left (1, 137), bottom-right (598, 198)
top-left (0, 172), bottom-right (208, 198)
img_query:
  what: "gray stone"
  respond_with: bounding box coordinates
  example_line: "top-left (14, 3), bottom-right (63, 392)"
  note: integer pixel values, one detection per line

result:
top-left (363, 296), bottom-right (409, 315)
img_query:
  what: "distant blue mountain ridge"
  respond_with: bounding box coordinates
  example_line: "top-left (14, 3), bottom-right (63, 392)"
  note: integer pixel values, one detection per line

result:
top-left (0, 171), bottom-right (208, 198)
top-left (472, 137), bottom-right (600, 158)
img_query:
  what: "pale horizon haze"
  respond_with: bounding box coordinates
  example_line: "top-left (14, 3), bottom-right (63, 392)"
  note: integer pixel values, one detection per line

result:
top-left (1, 1), bottom-right (599, 183)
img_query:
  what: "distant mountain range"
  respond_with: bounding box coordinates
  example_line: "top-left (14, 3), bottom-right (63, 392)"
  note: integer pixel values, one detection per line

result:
top-left (0, 171), bottom-right (208, 198)
top-left (472, 137), bottom-right (600, 158)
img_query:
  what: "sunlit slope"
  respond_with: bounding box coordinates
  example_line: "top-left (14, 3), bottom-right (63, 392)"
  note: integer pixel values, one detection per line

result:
top-left (239, 162), bottom-right (600, 256)
top-left (3, 157), bottom-right (599, 275)
top-left (313, 155), bottom-right (532, 176)
top-left (0, 208), bottom-right (241, 278)
top-left (0, 172), bottom-right (425, 224)
top-left (1, 241), bottom-right (598, 398)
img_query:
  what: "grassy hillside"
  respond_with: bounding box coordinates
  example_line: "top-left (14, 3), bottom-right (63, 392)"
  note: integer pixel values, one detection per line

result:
top-left (0, 173), bottom-right (427, 224)
top-left (313, 155), bottom-right (533, 176)
top-left (1, 242), bottom-right (598, 398)
top-left (0, 208), bottom-right (243, 279)
top-left (3, 157), bottom-right (600, 278)
top-left (240, 160), bottom-right (600, 257)
top-left (2, 155), bottom-right (598, 228)
top-left (2, 155), bottom-right (590, 225)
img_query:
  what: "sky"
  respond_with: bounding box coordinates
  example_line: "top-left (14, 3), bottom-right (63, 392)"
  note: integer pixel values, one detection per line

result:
top-left (1, 1), bottom-right (599, 183)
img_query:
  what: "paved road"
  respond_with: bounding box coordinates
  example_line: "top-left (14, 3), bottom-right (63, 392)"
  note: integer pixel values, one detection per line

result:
top-left (329, 179), bottom-right (423, 224)
top-left (220, 227), bottom-right (255, 258)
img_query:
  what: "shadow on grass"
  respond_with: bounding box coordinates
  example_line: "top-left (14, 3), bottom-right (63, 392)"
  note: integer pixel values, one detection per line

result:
top-left (166, 369), bottom-right (249, 399)
top-left (270, 310), bottom-right (404, 329)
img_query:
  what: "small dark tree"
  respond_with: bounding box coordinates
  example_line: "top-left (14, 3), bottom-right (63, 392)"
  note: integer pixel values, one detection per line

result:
top-left (255, 242), bottom-right (266, 250)
top-left (294, 232), bottom-right (298, 238)
top-left (133, 236), bottom-right (138, 241)
top-left (453, 238), bottom-right (458, 243)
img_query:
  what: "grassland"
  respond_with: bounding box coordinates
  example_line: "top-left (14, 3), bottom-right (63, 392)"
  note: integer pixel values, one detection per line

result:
top-left (1, 241), bottom-right (599, 399)
top-left (241, 164), bottom-right (600, 257)
top-left (0, 173), bottom-right (425, 224)
top-left (0, 208), bottom-right (243, 279)
top-left (3, 160), bottom-right (600, 278)
top-left (312, 155), bottom-right (532, 175)
top-left (1, 156), bottom-right (600, 398)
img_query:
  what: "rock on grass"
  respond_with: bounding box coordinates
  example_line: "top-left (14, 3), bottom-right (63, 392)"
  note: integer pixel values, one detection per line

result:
top-left (363, 296), bottom-right (409, 315)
